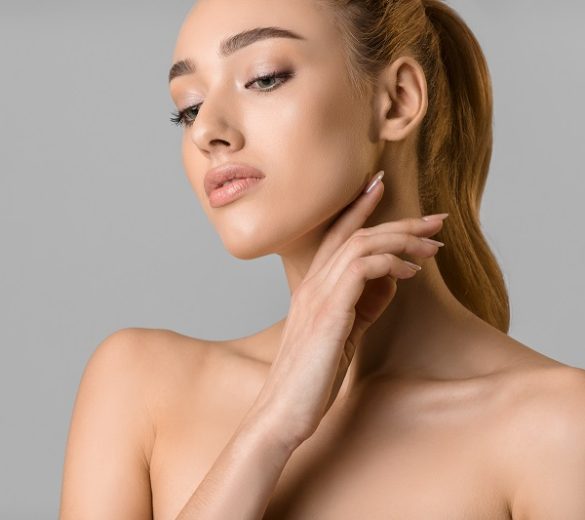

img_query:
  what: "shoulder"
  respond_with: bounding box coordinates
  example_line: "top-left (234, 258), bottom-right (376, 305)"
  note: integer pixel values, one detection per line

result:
top-left (92, 326), bottom-right (224, 379)
top-left (507, 363), bottom-right (585, 438)
top-left (501, 363), bottom-right (585, 519)
top-left (91, 326), bottom-right (224, 399)
top-left (93, 326), bottom-right (264, 417)
top-left (61, 327), bottom-right (213, 518)
top-left (81, 328), bottom-right (212, 422)
top-left (61, 327), bottom-right (264, 518)
top-left (95, 326), bottom-right (212, 359)
top-left (88, 329), bottom-right (225, 430)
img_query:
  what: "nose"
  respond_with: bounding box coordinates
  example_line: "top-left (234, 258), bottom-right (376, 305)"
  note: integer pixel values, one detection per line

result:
top-left (189, 92), bottom-right (244, 155)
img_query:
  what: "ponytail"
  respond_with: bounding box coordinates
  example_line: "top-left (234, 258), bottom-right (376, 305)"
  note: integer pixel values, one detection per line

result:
top-left (321, 0), bottom-right (510, 332)
top-left (420, 0), bottom-right (510, 332)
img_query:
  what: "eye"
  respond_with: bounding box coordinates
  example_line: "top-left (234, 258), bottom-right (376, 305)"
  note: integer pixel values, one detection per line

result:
top-left (170, 105), bottom-right (200, 127)
top-left (170, 70), bottom-right (294, 128)
top-left (248, 71), bottom-right (291, 91)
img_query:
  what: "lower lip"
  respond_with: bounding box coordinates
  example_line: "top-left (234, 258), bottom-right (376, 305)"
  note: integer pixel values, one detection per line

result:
top-left (208, 177), bottom-right (264, 208)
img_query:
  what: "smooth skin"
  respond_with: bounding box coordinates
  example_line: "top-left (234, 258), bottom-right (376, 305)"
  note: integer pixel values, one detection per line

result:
top-left (59, 0), bottom-right (585, 518)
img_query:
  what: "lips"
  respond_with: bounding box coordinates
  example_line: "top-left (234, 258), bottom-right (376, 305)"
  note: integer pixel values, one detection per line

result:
top-left (204, 163), bottom-right (266, 197)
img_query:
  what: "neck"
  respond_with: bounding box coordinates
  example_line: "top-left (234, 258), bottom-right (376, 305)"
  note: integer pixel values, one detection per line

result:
top-left (280, 238), bottom-right (476, 386)
top-left (267, 157), bottom-right (490, 403)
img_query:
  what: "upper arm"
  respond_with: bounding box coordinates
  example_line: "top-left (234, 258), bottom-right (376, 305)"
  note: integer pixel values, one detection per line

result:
top-left (59, 328), bottom-right (156, 520)
top-left (509, 367), bottom-right (585, 520)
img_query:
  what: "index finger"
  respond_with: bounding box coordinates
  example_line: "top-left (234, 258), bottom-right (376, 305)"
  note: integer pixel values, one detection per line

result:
top-left (306, 170), bottom-right (385, 279)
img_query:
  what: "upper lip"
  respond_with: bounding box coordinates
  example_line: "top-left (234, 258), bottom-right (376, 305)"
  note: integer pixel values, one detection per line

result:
top-left (204, 163), bottom-right (266, 197)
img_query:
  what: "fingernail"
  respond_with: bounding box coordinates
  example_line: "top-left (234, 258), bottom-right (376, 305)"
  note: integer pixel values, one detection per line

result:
top-left (422, 213), bottom-right (449, 222)
top-left (420, 237), bottom-right (445, 247)
top-left (363, 170), bottom-right (385, 194)
top-left (404, 260), bottom-right (422, 271)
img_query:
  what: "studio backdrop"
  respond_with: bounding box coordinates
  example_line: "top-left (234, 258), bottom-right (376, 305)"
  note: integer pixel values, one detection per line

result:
top-left (1, 1), bottom-right (583, 517)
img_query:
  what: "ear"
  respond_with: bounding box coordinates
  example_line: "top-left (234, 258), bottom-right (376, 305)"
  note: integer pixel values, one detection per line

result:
top-left (374, 56), bottom-right (428, 142)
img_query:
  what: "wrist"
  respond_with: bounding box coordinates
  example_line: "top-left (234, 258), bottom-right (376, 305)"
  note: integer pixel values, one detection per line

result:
top-left (236, 403), bottom-right (303, 458)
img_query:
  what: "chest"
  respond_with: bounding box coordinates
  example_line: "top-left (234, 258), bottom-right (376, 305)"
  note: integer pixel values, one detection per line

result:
top-left (148, 396), bottom-right (511, 520)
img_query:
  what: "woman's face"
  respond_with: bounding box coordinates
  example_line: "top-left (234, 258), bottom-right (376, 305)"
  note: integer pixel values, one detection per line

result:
top-left (169, 0), bottom-right (383, 259)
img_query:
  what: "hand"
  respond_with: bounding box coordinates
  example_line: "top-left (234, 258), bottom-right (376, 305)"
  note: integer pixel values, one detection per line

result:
top-left (250, 170), bottom-right (448, 451)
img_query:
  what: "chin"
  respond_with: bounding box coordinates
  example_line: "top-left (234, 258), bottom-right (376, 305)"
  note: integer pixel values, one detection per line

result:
top-left (222, 238), bottom-right (272, 260)
top-left (216, 212), bottom-right (316, 260)
top-left (205, 190), bottom-right (295, 259)
top-left (215, 217), bottom-right (279, 260)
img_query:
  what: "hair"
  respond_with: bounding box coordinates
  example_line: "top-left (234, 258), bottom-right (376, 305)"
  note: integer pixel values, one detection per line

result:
top-left (317, 0), bottom-right (510, 333)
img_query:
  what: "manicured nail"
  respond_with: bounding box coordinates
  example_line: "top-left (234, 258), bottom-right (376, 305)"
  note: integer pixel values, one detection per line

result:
top-left (422, 213), bottom-right (449, 222)
top-left (364, 170), bottom-right (385, 194)
top-left (420, 237), bottom-right (445, 247)
top-left (404, 260), bottom-right (422, 271)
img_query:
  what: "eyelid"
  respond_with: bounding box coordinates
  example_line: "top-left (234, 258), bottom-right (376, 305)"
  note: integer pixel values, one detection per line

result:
top-left (246, 69), bottom-right (294, 89)
top-left (170, 69), bottom-right (294, 128)
top-left (174, 67), bottom-right (293, 110)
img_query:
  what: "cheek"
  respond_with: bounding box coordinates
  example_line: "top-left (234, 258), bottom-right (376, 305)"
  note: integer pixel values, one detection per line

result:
top-left (177, 77), bottom-right (377, 260)
top-left (255, 81), bottom-right (375, 233)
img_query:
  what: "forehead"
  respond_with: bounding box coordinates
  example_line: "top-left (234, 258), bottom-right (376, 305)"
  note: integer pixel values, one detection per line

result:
top-left (172, 0), bottom-right (339, 63)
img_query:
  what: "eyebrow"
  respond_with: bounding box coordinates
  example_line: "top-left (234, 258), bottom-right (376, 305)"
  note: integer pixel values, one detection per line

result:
top-left (168, 26), bottom-right (306, 83)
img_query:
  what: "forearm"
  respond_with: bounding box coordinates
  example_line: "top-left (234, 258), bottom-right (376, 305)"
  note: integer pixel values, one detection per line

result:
top-left (174, 408), bottom-right (297, 520)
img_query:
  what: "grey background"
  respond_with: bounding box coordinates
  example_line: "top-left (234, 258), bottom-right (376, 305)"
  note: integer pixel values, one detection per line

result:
top-left (1, 1), bottom-right (584, 517)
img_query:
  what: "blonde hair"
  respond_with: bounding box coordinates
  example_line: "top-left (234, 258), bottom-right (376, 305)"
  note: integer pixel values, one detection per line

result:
top-left (319, 0), bottom-right (510, 332)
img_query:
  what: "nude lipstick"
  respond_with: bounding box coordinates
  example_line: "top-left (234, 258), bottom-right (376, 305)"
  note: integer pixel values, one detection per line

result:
top-left (204, 163), bottom-right (266, 208)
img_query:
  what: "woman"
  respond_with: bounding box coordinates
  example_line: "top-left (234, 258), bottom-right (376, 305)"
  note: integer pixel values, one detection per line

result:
top-left (59, 0), bottom-right (585, 518)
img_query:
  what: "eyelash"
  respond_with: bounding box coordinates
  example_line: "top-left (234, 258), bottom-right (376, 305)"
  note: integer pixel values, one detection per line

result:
top-left (170, 70), bottom-right (294, 128)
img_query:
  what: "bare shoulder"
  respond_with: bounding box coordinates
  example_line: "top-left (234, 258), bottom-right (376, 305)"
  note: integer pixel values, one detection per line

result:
top-left (104, 325), bottom-right (245, 371)
top-left (496, 349), bottom-right (585, 519)
top-left (93, 328), bottom-right (223, 433)
top-left (497, 338), bottom-right (585, 411)
top-left (494, 337), bottom-right (585, 444)
top-left (93, 329), bottom-right (218, 439)
top-left (112, 326), bottom-right (265, 367)
top-left (61, 327), bottom-right (215, 519)
top-left (102, 326), bottom-right (267, 423)
top-left (103, 326), bottom-right (214, 360)
top-left (91, 327), bottom-right (212, 392)
top-left (100, 326), bottom-right (226, 400)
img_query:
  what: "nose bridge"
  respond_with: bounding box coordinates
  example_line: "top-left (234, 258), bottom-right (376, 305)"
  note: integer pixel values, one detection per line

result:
top-left (190, 77), bottom-right (241, 150)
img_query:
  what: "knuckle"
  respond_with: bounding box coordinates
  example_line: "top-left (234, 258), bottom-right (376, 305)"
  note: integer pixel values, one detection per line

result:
top-left (386, 255), bottom-right (400, 272)
top-left (393, 233), bottom-right (410, 253)
top-left (348, 257), bottom-right (367, 276)
top-left (349, 229), bottom-right (367, 241)
top-left (347, 234), bottom-right (367, 253)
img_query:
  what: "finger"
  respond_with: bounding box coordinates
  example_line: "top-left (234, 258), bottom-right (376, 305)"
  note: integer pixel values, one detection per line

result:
top-left (324, 232), bottom-right (439, 288)
top-left (332, 253), bottom-right (418, 312)
top-left (306, 170), bottom-right (385, 279)
top-left (317, 217), bottom-right (446, 282)
top-left (356, 215), bottom-right (447, 237)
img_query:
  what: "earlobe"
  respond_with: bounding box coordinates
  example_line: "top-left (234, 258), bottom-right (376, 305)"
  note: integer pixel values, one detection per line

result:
top-left (377, 56), bottom-right (428, 142)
